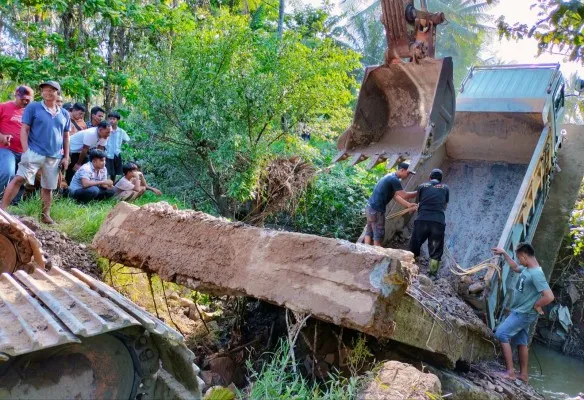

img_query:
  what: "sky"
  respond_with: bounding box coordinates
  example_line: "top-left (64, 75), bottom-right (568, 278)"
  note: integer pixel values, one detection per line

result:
top-left (290, 0), bottom-right (583, 88)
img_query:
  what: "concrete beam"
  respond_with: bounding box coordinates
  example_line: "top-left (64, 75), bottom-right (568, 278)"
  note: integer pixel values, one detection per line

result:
top-left (94, 202), bottom-right (495, 367)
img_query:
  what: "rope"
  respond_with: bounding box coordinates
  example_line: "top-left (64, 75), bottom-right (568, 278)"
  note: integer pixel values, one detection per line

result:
top-left (385, 207), bottom-right (413, 220)
top-left (448, 256), bottom-right (501, 279)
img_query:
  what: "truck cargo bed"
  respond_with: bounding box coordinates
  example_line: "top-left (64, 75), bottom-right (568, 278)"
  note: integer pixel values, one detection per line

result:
top-left (441, 160), bottom-right (527, 268)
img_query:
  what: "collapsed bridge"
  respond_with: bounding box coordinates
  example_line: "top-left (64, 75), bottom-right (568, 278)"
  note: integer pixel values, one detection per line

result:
top-left (94, 202), bottom-right (495, 368)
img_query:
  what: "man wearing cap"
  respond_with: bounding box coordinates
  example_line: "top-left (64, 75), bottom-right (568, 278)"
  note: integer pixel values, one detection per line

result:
top-left (0, 86), bottom-right (34, 195)
top-left (1, 80), bottom-right (70, 225)
top-left (364, 162), bottom-right (418, 246)
top-left (409, 168), bottom-right (449, 276)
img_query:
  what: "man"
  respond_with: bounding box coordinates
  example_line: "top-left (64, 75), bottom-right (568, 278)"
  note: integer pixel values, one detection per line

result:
top-left (62, 102), bottom-right (73, 113)
top-left (1, 80), bottom-right (70, 224)
top-left (0, 86), bottom-right (34, 193)
top-left (114, 162), bottom-right (162, 201)
top-left (492, 243), bottom-right (555, 383)
top-left (105, 111), bottom-right (130, 181)
top-left (65, 121), bottom-right (112, 184)
top-left (86, 106), bottom-right (105, 128)
top-left (56, 95), bottom-right (64, 108)
top-left (365, 162), bottom-right (417, 246)
top-left (69, 149), bottom-right (114, 203)
top-left (409, 168), bottom-right (449, 277)
top-left (69, 103), bottom-right (87, 135)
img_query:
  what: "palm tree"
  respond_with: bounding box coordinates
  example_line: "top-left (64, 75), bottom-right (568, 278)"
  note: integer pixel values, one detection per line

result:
top-left (342, 0), bottom-right (496, 86)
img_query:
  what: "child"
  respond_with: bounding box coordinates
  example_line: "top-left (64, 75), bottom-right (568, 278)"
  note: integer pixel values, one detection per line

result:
top-left (115, 162), bottom-right (161, 201)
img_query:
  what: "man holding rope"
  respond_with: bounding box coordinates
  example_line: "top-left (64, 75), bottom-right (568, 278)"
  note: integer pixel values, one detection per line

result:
top-left (364, 162), bottom-right (417, 246)
top-left (492, 243), bottom-right (554, 383)
top-left (409, 168), bottom-right (449, 277)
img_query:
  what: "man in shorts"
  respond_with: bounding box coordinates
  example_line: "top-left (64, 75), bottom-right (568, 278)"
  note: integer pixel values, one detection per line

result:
top-left (492, 243), bottom-right (555, 382)
top-left (364, 162), bottom-right (417, 246)
top-left (1, 81), bottom-right (70, 224)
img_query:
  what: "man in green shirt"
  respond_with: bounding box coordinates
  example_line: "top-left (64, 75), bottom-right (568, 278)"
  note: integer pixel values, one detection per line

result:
top-left (492, 243), bottom-right (555, 383)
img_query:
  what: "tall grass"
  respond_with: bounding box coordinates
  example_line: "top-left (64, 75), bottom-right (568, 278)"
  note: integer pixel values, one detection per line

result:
top-left (244, 340), bottom-right (360, 400)
top-left (9, 192), bottom-right (185, 243)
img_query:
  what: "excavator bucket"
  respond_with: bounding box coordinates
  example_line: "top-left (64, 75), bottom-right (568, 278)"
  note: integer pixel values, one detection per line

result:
top-left (336, 57), bottom-right (455, 170)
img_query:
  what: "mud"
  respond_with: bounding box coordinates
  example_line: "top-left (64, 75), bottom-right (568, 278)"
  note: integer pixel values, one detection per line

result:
top-left (18, 217), bottom-right (100, 278)
top-left (441, 160), bottom-right (527, 269)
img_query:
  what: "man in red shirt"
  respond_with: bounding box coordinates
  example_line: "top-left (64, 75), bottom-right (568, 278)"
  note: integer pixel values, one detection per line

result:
top-left (0, 86), bottom-right (34, 194)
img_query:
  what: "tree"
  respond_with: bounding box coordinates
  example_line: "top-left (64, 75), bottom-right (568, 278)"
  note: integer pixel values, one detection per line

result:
top-left (130, 12), bottom-right (360, 217)
top-left (497, 0), bottom-right (584, 65)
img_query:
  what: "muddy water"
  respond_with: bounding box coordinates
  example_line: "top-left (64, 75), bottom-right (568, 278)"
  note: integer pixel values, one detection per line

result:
top-left (440, 160), bottom-right (528, 268)
top-left (528, 342), bottom-right (584, 399)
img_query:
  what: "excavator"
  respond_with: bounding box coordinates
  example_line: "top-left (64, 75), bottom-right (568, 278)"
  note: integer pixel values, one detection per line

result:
top-left (0, 208), bottom-right (203, 399)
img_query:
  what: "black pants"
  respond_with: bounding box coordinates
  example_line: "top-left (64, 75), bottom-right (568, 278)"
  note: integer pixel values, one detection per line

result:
top-left (70, 186), bottom-right (115, 203)
top-left (106, 155), bottom-right (122, 181)
top-left (409, 220), bottom-right (445, 261)
top-left (65, 152), bottom-right (81, 185)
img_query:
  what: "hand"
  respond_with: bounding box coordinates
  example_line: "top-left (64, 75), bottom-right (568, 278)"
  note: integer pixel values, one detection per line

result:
top-left (534, 305), bottom-right (544, 315)
top-left (60, 157), bottom-right (70, 170)
top-left (408, 203), bottom-right (418, 213)
top-left (101, 179), bottom-right (114, 187)
top-left (0, 134), bottom-right (12, 146)
top-left (151, 188), bottom-right (162, 196)
top-left (73, 163), bottom-right (82, 172)
top-left (491, 247), bottom-right (506, 256)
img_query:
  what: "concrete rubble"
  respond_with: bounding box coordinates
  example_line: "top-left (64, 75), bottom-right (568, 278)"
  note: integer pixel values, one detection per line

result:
top-left (94, 202), bottom-right (496, 367)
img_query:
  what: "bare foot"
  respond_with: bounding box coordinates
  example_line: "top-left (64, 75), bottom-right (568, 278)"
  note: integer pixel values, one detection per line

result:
top-left (519, 374), bottom-right (529, 383)
top-left (494, 371), bottom-right (516, 380)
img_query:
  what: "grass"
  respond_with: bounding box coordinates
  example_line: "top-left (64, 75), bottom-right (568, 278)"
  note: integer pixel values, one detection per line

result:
top-left (9, 191), bottom-right (186, 243)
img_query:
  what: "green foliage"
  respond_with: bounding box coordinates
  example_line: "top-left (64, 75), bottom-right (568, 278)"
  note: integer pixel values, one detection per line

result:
top-left (346, 335), bottom-right (374, 377)
top-left (569, 179), bottom-right (584, 256)
top-left (130, 11), bottom-right (360, 217)
top-left (498, 0), bottom-right (584, 64)
top-left (244, 340), bottom-right (360, 400)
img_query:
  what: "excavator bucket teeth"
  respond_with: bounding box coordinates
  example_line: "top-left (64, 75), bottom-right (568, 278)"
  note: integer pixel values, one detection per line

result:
top-left (337, 57), bottom-right (455, 166)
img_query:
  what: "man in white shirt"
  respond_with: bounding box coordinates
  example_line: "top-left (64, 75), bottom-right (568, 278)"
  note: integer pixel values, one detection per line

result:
top-left (106, 111), bottom-right (130, 181)
top-left (65, 121), bottom-right (112, 184)
top-left (69, 149), bottom-right (114, 203)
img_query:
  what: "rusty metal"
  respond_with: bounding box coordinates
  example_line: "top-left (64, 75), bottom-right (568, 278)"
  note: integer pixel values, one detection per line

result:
top-left (338, 0), bottom-right (454, 170)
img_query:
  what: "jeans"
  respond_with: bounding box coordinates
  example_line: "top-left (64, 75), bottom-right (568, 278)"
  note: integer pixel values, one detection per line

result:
top-left (494, 311), bottom-right (538, 346)
top-left (70, 186), bottom-right (115, 204)
top-left (0, 148), bottom-right (24, 203)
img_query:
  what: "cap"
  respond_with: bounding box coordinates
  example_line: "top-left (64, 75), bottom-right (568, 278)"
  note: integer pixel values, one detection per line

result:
top-left (398, 162), bottom-right (416, 175)
top-left (430, 168), bottom-right (443, 181)
top-left (40, 80), bottom-right (61, 92)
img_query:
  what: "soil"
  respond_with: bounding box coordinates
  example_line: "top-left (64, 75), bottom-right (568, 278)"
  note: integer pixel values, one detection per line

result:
top-left (18, 217), bottom-right (100, 278)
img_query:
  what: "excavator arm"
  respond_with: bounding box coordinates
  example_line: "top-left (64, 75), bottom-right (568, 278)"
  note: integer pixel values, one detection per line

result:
top-left (336, 0), bottom-right (454, 171)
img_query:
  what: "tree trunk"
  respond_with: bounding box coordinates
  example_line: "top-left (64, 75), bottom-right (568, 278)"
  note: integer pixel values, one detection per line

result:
top-left (277, 0), bottom-right (284, 39)
top-left (104, 22), bottom-right (116, 112)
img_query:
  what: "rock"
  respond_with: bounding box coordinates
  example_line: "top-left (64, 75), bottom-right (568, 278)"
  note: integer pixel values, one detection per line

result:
top-left (60, 232), bottom-right (68, 240)
top-left (495, 386), bottom-right (503, 393)
top-left (357, 361), bottom-right (441, 400)
top-left (180, 297), bottom-right (195, 308)
top-left (203, 386), bottom-right (235, 400)
top-left (167, 292), bottom-right (180, 301)
top-left (418, 275), bottom-right (434, 289)
top-left (207, 356), bottom-right (244, 387)
top-left (201, 371), bottom-right (225, 387)
top-left (79, 243), bottom-right (87, 250)
top-left (468, 282), bottom-right (485, 294)
top-left (428, 367), bottom-right (504, 400)
top-left (486, 382), bottom-right (496, 391)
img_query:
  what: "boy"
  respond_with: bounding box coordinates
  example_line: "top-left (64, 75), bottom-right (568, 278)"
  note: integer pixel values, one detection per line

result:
top-left (115, 162), bottom-right (162, 201)
top-left (106, 112), bottom-right (130, 181)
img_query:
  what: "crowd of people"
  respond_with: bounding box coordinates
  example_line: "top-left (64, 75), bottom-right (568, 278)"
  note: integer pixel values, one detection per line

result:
top-left (0, 81), bottom-right (161, 224)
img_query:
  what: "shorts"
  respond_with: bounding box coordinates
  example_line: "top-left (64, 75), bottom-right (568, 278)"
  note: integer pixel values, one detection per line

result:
top-left (365, 206), bottom-right (385, 242)
top-left (16, 149), bottom-right (60, 190)
top-left (494, 311), bottom-right (538, 346)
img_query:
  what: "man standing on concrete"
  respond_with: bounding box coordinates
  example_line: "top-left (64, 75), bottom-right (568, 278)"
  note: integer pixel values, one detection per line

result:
top-left (1, 81), bottom-right (70, 224)
top-left (492, 243), bottom-right (555, 383)
top-left (0, 86), bottom-right (34, 193)
top-left (105, 111), bottom-right (130, 182)
top-left (86, 106), bottom-right (105, 128)
top-left (409, 168), bottom-right (449, 277)
top-left (69, 149), bottom-right (114, 203)
top-left (65, 121), bottom-right (112, 184)
top-left (364, 162), bottom-right (417, 246)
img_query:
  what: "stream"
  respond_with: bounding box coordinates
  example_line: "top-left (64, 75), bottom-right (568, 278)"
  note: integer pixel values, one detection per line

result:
top-left (528, 342), bottom-right (584, 399)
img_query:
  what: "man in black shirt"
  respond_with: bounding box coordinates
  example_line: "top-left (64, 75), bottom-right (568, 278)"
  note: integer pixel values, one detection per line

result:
top-left (365, 162), bottom-right (418, 246)
top-left (410, 168), bottom-right (449, 276)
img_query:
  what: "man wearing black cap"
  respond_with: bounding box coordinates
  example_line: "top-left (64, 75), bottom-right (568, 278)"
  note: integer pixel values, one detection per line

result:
top-left (1, 80), bottom-right (70, 224)
top-left (409, 168), bottom-right (449, 276)
top-left (364, 162), bottom-right (418, 246)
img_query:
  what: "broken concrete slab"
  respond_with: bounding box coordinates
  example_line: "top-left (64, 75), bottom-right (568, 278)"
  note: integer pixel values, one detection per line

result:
top-left (94, 202), bottom-right (495, 367)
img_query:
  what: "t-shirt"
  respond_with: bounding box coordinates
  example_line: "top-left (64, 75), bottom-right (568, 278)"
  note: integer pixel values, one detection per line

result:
top-left (368, 173), bottom-right (403, 213)
top-left (0, 101), bottom-right (25, 153)
top-left (69, 127), bottom-right (108, 153)
top-left (22, 101), bottom-right (70, 158)
top-left (416, 180), bottom-right (449, 224)
top-left (114, 176), bottom-right (136, 200)
top-left (69, 162), bottom-right (108, 193)
top-left (106, 128), bottom-right (130, 159)
top-left (511, 266), bottom-right (550, 315)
